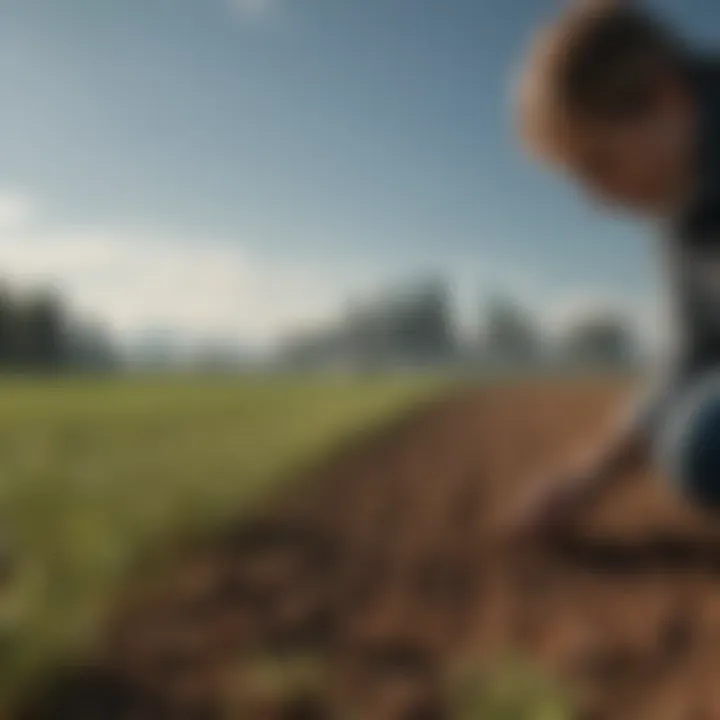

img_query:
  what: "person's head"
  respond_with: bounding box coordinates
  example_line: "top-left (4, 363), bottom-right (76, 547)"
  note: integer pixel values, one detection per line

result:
top-left (517, 0), bottom-right (698, 215)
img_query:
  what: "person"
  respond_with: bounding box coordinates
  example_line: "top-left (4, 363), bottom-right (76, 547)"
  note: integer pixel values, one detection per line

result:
top-left (513, 0), bottom-right (720, 537)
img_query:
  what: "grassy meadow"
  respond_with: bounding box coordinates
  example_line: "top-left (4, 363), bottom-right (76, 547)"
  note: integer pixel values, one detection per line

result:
top-left (0, 375), bottom-right (443, 702)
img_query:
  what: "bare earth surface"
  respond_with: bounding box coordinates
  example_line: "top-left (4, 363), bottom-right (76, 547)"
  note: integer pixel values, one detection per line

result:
top-left (19, 382), bottom-right (720, 720)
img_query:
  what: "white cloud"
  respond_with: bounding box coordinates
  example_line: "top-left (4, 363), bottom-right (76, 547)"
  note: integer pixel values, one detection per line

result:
top-left (0, 190), bottom-right (34, 230)
top-left (0, 231), bottom-right (359, 348)
top-left (0, 193), bottom-right (366, 349)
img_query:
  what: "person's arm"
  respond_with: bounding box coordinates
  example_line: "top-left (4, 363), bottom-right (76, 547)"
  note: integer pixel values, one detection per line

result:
top-left (510, 395), bottom-right (650, 540)
top-left (513, 337), bottom-right (689, 540)
top-left (569, 413), bottom-right (649, 499)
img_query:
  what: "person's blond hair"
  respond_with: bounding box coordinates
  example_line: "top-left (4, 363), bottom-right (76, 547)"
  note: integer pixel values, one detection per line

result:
top-left (516, 0), bottom-right (686, 163)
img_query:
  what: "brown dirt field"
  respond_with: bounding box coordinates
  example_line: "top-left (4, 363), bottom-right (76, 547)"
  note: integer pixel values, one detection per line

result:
top-left (18, 381), bottom-right (720, 720)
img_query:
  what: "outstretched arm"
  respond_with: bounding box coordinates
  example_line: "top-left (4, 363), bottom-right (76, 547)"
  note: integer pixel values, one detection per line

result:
top-left (511, 381), bottom-right (662, 540)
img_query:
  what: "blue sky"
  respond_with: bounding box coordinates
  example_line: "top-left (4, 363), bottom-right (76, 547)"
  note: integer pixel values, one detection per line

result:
top-left (0, 0), bottom-right (717, 346)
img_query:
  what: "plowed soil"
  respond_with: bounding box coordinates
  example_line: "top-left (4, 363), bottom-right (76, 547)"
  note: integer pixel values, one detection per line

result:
top-left (19, 381), bottom-right (720, 720)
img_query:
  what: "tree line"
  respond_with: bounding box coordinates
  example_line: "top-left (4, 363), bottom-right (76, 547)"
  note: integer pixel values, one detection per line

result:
top-left (0, 285), bottom-right (117, 372)
top-left (277, 279), bottom-right (640, 372)
top-left (0, 276), bottom-right (639, 374)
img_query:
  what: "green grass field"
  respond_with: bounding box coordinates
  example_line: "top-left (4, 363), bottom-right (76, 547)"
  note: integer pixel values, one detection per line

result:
top-left (0, 375), bottom-right (443, 702)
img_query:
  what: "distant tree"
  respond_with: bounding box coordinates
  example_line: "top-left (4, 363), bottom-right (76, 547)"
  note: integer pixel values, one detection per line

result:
top-left (484, 295), bottom-right (540, 363)
top-left (16, 290), bottom-right (68, 370)
top-left (0, 280), bottom-right (121, 374)
top-left (276, 277), bottom-right (459, 372)
top-left (0, 285), bottom-right (17, 366)
top-left (562, 311), bottom-right (637, 367)
top-left (395, 279), bottom-right (455, 359)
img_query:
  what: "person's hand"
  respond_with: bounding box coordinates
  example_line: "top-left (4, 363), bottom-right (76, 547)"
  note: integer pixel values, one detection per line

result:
top-left (508, 465), bottom-right (601, 544)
